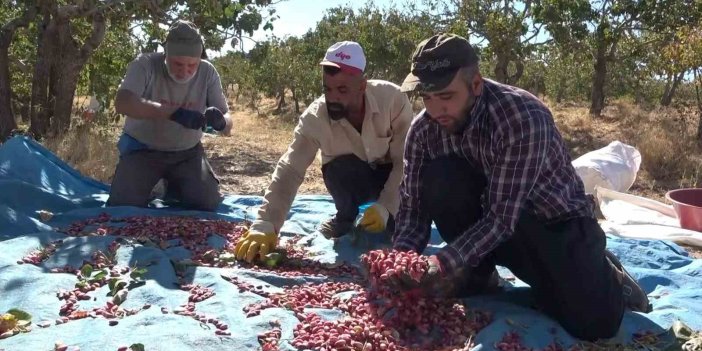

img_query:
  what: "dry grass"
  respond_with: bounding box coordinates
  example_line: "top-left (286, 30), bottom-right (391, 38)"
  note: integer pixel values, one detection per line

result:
top-left (36, 95), bottom-right (702, 204)
top-left (25, 95), bottom-right (702, 261)
top-left (550, 98), bottom-right (702, 201)
top-left (42, 122), bottom-right (121, 185)
top-left (33, 95), bottom-right (123, 184)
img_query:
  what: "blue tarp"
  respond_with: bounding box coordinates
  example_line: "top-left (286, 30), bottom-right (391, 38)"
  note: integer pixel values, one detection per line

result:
top-left (0, 135), bottom-right (700, 351)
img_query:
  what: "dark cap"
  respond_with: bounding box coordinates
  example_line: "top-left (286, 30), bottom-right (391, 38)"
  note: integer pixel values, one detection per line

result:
top-left (165, 20), bottom-right (204, 58)
top-left (400, 33), bottom-right (479, 93)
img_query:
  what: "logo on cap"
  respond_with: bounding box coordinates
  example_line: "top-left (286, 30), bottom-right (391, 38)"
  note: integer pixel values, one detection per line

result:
top-left (414, 59), bottom-right (451, 72)
top-left (401, 33), bottom-right (479, 92)
top-left (335, 52), bottom-right (352, 61)
top-left (320, 41), bottom-right (366, 75)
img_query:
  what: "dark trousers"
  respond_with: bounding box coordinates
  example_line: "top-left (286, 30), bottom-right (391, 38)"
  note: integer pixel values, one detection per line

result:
top-left (107, 143), bottom-right (222, 212)
top-left (423, 156), bottom-right (625, 341)
top-left (322, 154), bottom-right (392, 226)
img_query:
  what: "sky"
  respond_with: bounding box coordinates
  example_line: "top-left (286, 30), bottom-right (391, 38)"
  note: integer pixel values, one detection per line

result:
top-left (206, 0), bottom-right (550, 57)
top-left (210, 0), bottom-right (396, 56)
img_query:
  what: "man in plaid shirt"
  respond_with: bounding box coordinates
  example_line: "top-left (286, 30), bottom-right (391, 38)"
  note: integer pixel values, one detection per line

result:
top-left (389, 33), bottom-right (650, 340)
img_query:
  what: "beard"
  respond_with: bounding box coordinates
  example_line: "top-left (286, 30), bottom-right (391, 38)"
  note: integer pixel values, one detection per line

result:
top-left (439, 89), bottom-right (476, 134)
top-left (326, 102), bottom-right (349, 120)
top-left (166, 64), bottom-right (195, 84)
top-left (444, 114), bottom-right (469, 134)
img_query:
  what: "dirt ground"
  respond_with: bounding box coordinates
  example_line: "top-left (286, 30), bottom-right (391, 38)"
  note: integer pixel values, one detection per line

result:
top-left (202, 105), bottom-right (326, 197)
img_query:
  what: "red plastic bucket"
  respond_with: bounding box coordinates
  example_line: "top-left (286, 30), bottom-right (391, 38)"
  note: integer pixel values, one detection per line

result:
top-left (665, 188), bottom-right (702, 232)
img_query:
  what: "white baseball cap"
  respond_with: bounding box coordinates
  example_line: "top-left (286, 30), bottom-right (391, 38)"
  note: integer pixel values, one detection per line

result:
top-left (319, 41), bottom-right (366, 75)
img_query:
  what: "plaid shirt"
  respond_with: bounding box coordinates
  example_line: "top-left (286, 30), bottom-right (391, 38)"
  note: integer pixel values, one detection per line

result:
top-left (393, 79), bottom-right (593, 275)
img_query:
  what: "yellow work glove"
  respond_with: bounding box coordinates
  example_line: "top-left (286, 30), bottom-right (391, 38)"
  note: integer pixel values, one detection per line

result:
top-left (234, 222), bottom-right (278, 263)
top-left (357, 203), bottom-right (390, 233)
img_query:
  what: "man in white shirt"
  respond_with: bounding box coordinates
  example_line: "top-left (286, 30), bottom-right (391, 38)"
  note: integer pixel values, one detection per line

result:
top-left (235, 41), bottom-right (413, 263)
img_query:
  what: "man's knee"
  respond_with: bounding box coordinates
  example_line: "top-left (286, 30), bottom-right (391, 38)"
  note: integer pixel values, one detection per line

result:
top-left (180, 180), bottom-right (222, 212)
top-left (322, 154), bottom-right (368, 181)
top-left (108, 175), bottom-right (152, 208)
top-left (558, 304), bottom-right (623, 341)
top-left (107, 152), bottom-right (162, 208)
top-left (551, 279), bottom-right (624, 341)
top-left (322, 154), bottom-right (376, 199)
top-left (107, 187), bottom-right (150, 208)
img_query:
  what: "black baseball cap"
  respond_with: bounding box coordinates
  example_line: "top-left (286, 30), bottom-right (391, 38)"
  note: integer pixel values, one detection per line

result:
top-left (401, 33), bottom-right (479, 93)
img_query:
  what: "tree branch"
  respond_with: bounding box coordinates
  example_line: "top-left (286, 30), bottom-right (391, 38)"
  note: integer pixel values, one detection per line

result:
top-left (239, 35), bottom-right (260, 45)
top-left (521, 0), bottom-right (533, 19)
top-left (527, 38), bottom-right (553, 47)
top-left (1, 2), bottom-right (37, 42)
top-left (612, 15), bottom-right (637, 35)
top-left (215, 27), bottom-right (239, 40)
top-left (606, 37), bottom-right (619, 60)
top-left (600, 0), bottom-right (611, 16)
top-left (10, 57), bottom-right (32, 74)
top-left (57, 0), bottom-right (136, 19)
top-left (629, 36), bottom-right (664, 53)
top-left (523, 23), bottom-right (543, 43)
top-left (145, 0), bottom-right (172, 23)
top-left (475, 37), bottom-right (488, 45)
top-left (79, 12), bottom-right (107, 60)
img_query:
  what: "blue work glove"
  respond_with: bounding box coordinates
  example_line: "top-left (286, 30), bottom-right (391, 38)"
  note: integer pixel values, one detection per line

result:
top-left (204, 107), bottom-right (227, 131)
top-left (170, 108), bottom-right (206, 130)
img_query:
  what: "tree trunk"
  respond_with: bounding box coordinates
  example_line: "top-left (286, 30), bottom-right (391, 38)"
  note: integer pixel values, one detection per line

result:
top-left (248, 92), bottom-right (258, 109)
top-left (661, 73), bottom-right (673, 103)
top-left (50, 18), bottom-right (74, 134)
top-left (12, 94), bottom-right (30, 123)
top-left (0, 43), bottom-right (16, 141)
top-left (556, 75), bottom-right (566, 103)
top-left (660, 70), bottom-right (685, 106)
top-left (509, 60), bottom-right (524, 85)
top-left (493, 47), bottom-right (523, 85)
top-left (589, 41), bottom-right (607, 116)
top-left (695, 69), bottom-right (702, 143)
top-left (29, 12), bottom-right (54, 138)
top-left (494, 52), bottom-right (509, 83)
top-left (0, 4), bottom-right (36, 141)
top-left (42, 10), bottom-right (106, 136)
top-left (274, 89), bottom-right (286, 114)
top-left (292, 87), bottom-right (300, 114)
top-left (52, 63), bottom-right (82, 134)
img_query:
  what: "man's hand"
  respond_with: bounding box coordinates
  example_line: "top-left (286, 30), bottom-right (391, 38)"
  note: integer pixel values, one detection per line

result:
top-left (357, 203), bottom-right (389, 233)
top-left (170, 108), bottom-right (207, 130)
top-left (205, 107), bottom-right (227, 131)
top-left (234, 229), bottom-right (278, 263)
top-left (394, 255), bottom-right (452, 295)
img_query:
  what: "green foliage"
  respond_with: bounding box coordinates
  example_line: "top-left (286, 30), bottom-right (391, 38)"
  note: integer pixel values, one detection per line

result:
top-left (214, 2), bottom-right (440, 113)
top-left (77, 19), bottom-right (137, 112)
top-left (4, 0), bottom-right (702, 129)
top-left (5, 309), bottom-right (31, 321)
top-left (1, 0), bottom-right (276, 135)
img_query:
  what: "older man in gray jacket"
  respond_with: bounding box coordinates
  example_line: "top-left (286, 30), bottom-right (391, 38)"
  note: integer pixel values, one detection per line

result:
top-left (108, 20), bottom-right (232, 211)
